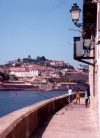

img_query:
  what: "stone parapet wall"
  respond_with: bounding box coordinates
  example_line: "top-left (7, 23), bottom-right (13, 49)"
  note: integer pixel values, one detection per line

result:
top-left (0, 93), bottom-right (84, 138)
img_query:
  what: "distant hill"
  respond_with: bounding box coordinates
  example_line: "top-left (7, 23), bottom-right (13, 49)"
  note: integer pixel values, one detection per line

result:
top-left (1, 56), bottom-right (75, 70)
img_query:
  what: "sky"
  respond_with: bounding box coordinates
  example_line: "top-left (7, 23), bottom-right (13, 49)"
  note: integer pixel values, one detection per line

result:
top-left (0, 0), bottom-right (83, 68)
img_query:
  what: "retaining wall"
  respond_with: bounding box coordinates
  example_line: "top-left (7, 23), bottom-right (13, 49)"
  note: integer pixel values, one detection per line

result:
top-left (0, 93), bottom-right (84, 138)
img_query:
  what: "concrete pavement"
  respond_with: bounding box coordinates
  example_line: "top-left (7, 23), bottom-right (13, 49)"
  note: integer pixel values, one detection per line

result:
top-left (30, 98), bottom-right (100, 138)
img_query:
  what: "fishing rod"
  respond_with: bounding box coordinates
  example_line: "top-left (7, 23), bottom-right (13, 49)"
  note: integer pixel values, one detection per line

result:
top-left (33, 90), bottom-right (67, 102)
top-left (33, 91), bottom-right (54, 101)
top-left (34, 89), bottom-right (65, 99)
top-left (46, 91), bottom-right (59, 98)
top-left (45, 90), bottom-right (68, 99)
top-left (14, 90), bottom-right (53, 101)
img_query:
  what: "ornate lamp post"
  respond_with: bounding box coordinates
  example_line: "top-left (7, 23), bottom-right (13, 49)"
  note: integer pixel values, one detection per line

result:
top-left (69, 3), bottom-right (96, 66)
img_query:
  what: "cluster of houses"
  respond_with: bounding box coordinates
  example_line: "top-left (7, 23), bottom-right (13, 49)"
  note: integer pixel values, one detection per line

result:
top-left (0, 59), bottom-right (89, 91)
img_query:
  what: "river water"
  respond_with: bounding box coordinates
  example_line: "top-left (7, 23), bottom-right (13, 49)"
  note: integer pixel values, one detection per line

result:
top-left (0, 90), bottom-right (68, 118)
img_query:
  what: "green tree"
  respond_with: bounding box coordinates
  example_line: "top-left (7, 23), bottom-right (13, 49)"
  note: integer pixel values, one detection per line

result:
top-left (0, 72), bottom-right (9, 81)
top-left (28, 55), bottom-right (31, 59)
top-left (17, 58), bottom-right (20, 62)
top-left (41, 56), bottom-right (46, 61)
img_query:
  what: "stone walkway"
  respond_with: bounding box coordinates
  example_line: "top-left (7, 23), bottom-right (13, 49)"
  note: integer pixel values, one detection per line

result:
top-left (30, 98), bottom-right (100, 138)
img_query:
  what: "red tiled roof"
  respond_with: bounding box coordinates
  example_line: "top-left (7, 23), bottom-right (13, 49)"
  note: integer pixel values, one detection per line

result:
top-left (57, 82), bottom-right (77, 84)
top-left (67, 72), bottom-right (79, 74)
top-left (0, 82), bottom-right (2, 84)
top-left (67, 72), bottom-right (88, 75)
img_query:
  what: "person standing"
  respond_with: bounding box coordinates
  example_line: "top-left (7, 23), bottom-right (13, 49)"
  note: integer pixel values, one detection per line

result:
top-left (76, 90), bottom-right (81, 104)
top-left (88, 88), bottom-right (90, 106)
top-left (85, 89), bottom-right (89, 107)
top-left (68, 87), bottom-right (72, 102)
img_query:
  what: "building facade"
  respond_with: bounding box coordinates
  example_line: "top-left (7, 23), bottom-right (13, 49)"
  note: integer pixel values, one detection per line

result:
top-left (85, 1), bottom-right (100, 129)
top-left (72, 0), bottom-right (100, 129)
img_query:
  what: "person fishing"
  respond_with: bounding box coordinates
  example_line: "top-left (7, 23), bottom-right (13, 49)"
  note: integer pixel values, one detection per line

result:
top-left (75, 90), bottom-right (81, 104)
top-left (68, 87), bottom-right (72, 102)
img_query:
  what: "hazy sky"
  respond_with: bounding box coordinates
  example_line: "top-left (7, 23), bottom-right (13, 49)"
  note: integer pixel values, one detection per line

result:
top-left (0, 0), bottom-right (83, 67)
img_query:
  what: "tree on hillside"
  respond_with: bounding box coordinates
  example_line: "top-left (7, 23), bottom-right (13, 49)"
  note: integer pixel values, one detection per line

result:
top-left (28, 55), bottom-right (31, 59)
top-left (36, 56), bottom-right (46, 61)
top-left (0, 72), bottom-right (9, 81)
top-left (41, 56), bottom-right (46, 61)
top-left (17, 58), bottom-right (21, 62)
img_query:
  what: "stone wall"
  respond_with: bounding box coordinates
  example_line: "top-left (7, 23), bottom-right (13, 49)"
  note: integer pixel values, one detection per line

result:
top-left (89, 65), bottom-right (100, 129)
top-left (0, 93), bottom-right (84, 138)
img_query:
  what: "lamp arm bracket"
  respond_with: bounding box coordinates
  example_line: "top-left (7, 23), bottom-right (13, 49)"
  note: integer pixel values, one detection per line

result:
top-left (74, 22), bottom-right (83, 28)
top-left (77, 59), bottom-right (94, 66)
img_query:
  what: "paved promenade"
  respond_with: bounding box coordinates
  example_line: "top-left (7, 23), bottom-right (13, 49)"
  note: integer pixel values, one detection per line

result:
top-left (30, 98), bottom-right (100, 138)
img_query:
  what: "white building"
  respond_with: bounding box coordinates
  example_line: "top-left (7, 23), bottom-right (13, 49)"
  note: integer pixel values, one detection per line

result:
top-left (10, 69), bottom-right (39, 78)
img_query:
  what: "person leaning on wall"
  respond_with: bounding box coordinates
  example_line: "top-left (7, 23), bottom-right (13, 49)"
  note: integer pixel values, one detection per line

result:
top-left (68, 87), bottom-right (72, 102)
top-left (76, 90), bottom-right (81, 104)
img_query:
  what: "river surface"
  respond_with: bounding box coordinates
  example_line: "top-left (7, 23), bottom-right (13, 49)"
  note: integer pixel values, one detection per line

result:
top-left (0, 90), bottom-right (68, 118)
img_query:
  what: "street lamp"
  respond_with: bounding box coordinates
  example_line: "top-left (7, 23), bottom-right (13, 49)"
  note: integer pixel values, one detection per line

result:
top-left (70, 3), bottom-right (82, 28)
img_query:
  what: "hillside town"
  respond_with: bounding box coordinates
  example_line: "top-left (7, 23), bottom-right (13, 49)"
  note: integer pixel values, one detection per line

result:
top-left (0, 56), bottom-right (89, 91)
